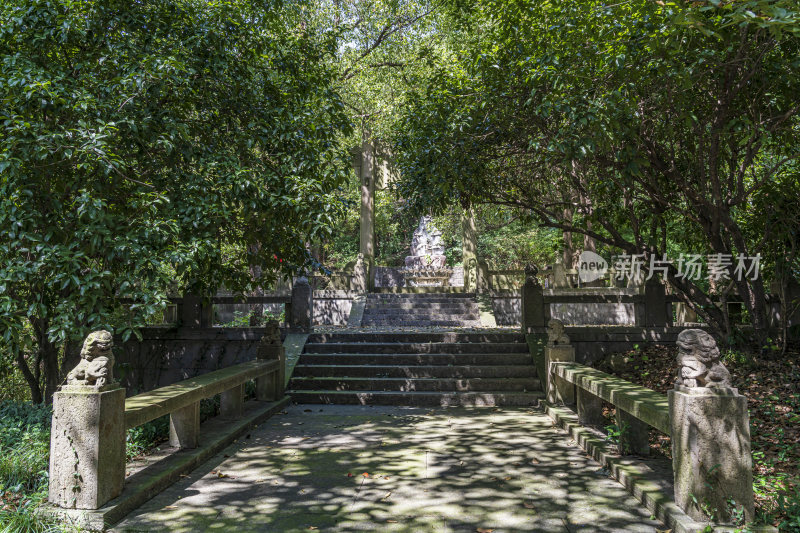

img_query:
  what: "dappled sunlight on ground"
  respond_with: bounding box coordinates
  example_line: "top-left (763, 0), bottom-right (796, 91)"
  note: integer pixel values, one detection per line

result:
top-left (115, 405), bottom-right (665, 532)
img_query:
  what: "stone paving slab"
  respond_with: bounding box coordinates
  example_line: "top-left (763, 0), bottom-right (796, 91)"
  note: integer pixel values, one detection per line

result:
top-left (113, 405), bottom-right (666, 533)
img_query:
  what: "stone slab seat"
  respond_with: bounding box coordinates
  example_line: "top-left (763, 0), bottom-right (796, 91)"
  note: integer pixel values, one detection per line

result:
top-left (551, 362), bottom-right (670, 435)
top-left (125, 359), bottom-right (280, 429)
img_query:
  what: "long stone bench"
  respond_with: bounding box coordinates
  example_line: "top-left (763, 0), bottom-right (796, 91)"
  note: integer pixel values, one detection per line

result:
top-left (551, 362), bottom-right (670, 436)
top-left (125, 359), bottom-right (282, 448)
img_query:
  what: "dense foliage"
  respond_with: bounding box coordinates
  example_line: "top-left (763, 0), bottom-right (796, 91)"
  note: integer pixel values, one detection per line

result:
top-left (393, 0), bottom-right (800, 344)
top-left (0, 0), bottom-right (352, 402)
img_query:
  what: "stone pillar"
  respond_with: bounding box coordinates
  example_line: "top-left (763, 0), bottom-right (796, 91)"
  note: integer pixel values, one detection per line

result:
top-left (290, 276), bottom-right (312, 332)
top-left (544, 320), bottom-right (575, 405)
top-left (576, 388), bottom-right (605, 429)
top-left (220, 383), bottom-right (244, 419)
top-left (462, 209), bottom-right (478, 292)
top-left (615, 409), bottom-right (650, 456)
top-left (357, 142), bottom-right (375, 287)
top-left (256, 322), bottom-right (286, 400)
top-left (669, 328), bottom-right (754, 524)
top-left (180, 293), bottom-right (213, 328)
top-left (644, 277), bottom-right (669, 327)
top-left (169, 402), bottom-right (200, 449)
top-left (551, 261), bottom-right (570, 289)
top-left (521, 265), bottom-right (545, 333)
top-left (669, 386), bottom-right (753, 523)
top-left (49, 385), bottom-right (126, 509)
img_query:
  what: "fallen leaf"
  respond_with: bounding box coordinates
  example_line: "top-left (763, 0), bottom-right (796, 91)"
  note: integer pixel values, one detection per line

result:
top-left (347, 473), bottom-right (353, 477)
top-left (387, 520), bottom-right (398, 523)
top-left (381, 491), bottom-right (392, 500)
top-left (362, 472), bottom-right (370, 477)
top-left (523, 502), bottom-right (535, 509)
top-left (164, 506), bottom-right (178, 510)
top-left (308, 527), bottom-right (318, 531)
top-left (477, 528), bottom-right (495, 533)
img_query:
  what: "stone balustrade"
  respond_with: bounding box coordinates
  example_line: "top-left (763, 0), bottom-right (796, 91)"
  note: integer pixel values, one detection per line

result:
top-left (49, 330), bottom-right (286, 513)
top-left (540, 323), bottom-right (758, 529)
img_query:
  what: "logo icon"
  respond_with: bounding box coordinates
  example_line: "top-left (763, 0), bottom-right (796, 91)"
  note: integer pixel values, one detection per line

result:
top-left (578, 251), bottom-right (608, 283)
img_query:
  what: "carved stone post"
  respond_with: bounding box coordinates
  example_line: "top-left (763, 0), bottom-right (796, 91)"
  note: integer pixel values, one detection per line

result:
top-left (669, 329), bottom-right (754, 523)
top-left (544, 319), bottom-right (575, 405)
top-left (49, 331), bottom-right (125, 510)
top-left (290, 276), bottom-right (313, 332)
top-left (521, 264), bottom-right (545, 333)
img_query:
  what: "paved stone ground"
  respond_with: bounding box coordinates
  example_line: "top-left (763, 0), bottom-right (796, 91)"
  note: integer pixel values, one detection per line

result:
top-left (114, 405), bottom-right (666, 533)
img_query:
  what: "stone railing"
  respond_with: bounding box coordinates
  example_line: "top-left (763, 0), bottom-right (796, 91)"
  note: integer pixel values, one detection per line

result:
top-left (156, 276), bottom-right (313, 332)
top-left (520, 278), bottom-right (668, 329)
top-left (48, 330), bottom-right (286, 513)
top-left (541, 323), bottom-right (758, 529)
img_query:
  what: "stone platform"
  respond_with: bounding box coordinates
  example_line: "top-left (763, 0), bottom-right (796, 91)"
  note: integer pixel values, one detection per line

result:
top-left (113, 404), bottom-right (665, 532)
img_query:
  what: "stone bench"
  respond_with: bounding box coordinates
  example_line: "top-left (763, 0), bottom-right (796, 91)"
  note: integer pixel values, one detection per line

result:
top-left (551, 362), bottom-right (670, 443)
top-left (125, 359), bottom-right (283, 448)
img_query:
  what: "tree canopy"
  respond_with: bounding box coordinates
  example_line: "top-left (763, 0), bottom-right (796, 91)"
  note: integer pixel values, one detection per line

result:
top-left (0, 0), bottom-right (351, 401)
top-left (393, 0), bottom-right (800, 342)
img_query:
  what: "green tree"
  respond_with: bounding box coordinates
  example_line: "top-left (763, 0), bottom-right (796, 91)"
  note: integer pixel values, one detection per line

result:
top-left (394, 0), bottom-right (800, 344)
top-left (0, 0), bottom-right (351, 402)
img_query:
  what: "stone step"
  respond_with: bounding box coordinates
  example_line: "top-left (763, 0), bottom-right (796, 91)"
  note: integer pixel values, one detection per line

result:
top-left (363, 303), bottom-right (478, 311)
top-left (306, 332), bottom-right (527, 344)
top-left (360, 320), bottom-right (482, 327)
top-left (367, 292), bottom-right (476, 298)
top-left (366, 297), bottom-right (476, 304)
top-left (287, 390), bottom-right (544, 407)
top-left (303, 342), bottom-right (529, 354)
top-left (297, 353), bottom-right (533, 365)
top-left (288, 377), bottom-right (541, 392)
top-left (291, 364), bottom-right (539, 379)
top-left (364, 306), bottom-right (480, 315)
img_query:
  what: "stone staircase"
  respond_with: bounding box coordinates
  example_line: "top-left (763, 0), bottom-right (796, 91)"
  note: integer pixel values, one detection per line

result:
top-left (287, 331), bottom-right (543, 406)
top-left (361, 292), bottom-right (482, 327)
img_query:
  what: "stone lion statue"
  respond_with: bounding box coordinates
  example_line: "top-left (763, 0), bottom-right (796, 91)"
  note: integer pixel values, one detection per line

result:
top-left (547, 319), bottom-right (570, 345)
top-left (675, 329), bottom-right (732, 389)
top-left (66, 330), bottom-right (115, 387)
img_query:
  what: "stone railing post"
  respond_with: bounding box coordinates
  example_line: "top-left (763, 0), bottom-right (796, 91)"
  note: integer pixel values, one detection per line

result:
top-left (521, 264), bottom-right (546, 333)
top-left (668, 329), bottom-right (754, 524)
top-left (256, 321), bottom-right (286, 400)
top-left (290, 276), bottom-right (313, 332)
top-left (544, 319), bottom-right (575, 405)
top-left (644, 277), bottom-right (670, 327)
top-left (49, 331), bottom-right (125, 510)
top-left (179, 293), bottom-right (213, 328)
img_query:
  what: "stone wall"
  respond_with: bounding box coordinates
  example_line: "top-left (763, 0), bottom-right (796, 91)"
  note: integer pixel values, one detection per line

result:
top-left (313, 290), bottom-right (355, 325)
top-left (532, 326), bottom-right (696, 365)
top-left (116, 328), bottom-right (272, 395)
